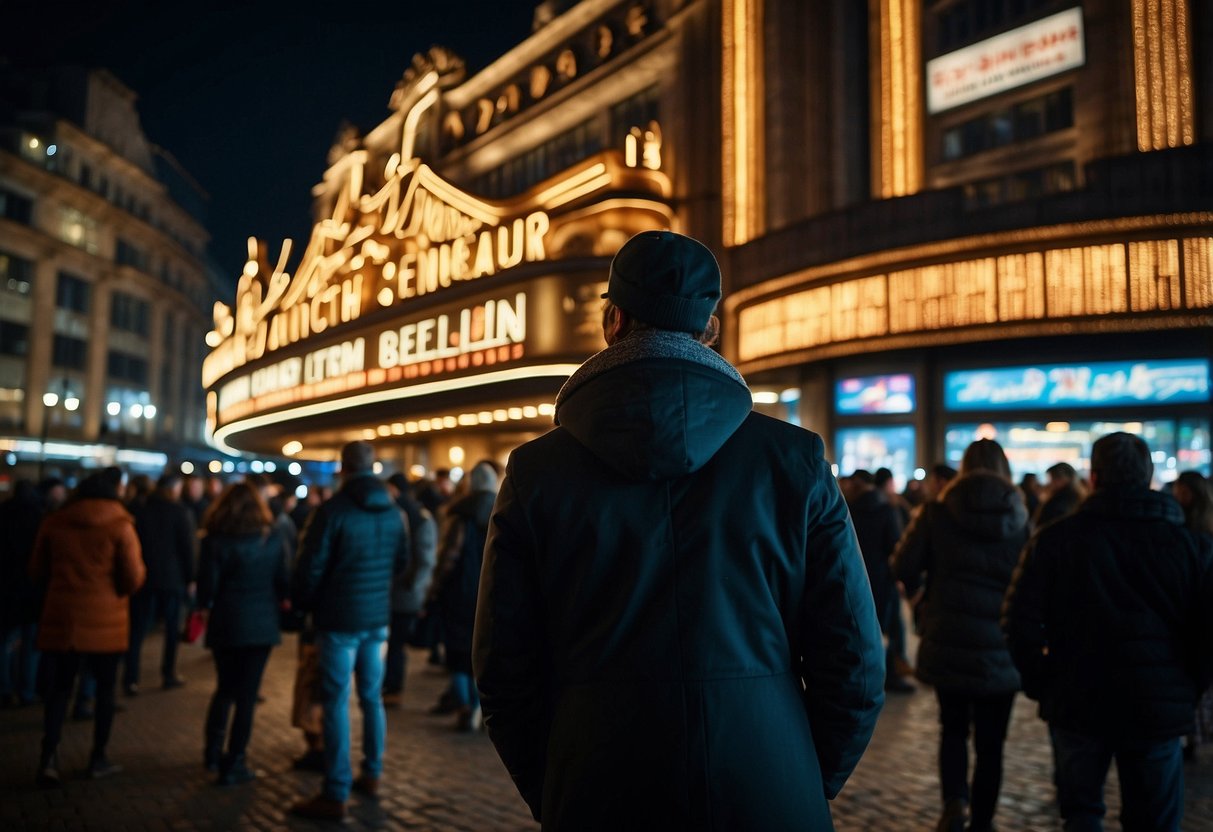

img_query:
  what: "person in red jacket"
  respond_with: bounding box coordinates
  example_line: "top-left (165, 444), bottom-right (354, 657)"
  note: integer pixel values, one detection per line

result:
top-left (30, 470), bottom-right (145, 785)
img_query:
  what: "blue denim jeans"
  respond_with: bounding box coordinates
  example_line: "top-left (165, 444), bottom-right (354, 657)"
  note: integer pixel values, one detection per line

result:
top-left (316, 627), bottom-right (388, 801)
top-left (1053, 727), bottom-right (1183, 831)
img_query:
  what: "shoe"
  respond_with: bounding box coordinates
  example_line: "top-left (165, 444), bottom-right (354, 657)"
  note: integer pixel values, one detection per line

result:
top-left (885, 676), bottom-right (916, 694)
top-left (455, 706), bottom-right (483, 733)
top-left (352, 773), bottom-right (379, 797)
top-left (937, 799), bottom-right (969, 832)
top-left (429, 689), bottom-right (460, 715)
top-left (290, 795), bottom-right (346, 821)
top-left (217, 756), bottom-right (255, 786)
top-left (382, 691), bottom-right (402, 708)
top-left (162, 676), bottom-right (186, 690)
top-left (88, 753), bottom-right (123, 779)
top-left (292, 750), bottom-right (326, 772)
top-left (35, 750), bottom-right (61, 788)
top-left (123, 683), bottom-right (139, 697)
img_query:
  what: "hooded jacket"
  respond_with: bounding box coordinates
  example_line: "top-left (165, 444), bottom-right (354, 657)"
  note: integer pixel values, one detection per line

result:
top-left (1003, 486), bottom-right (1213, 742)
top-left (892, 472), bottom-right (1028, 694)
top-left (473, 331), bottom-right (884, 831)
top-left (30, 498), bottom-right (145, 653)
top-left (291, 475), bottom-right (408, 633)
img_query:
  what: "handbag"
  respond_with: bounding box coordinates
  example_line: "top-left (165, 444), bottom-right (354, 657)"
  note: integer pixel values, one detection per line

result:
top-left (183, 610), bottom-right (207, 644)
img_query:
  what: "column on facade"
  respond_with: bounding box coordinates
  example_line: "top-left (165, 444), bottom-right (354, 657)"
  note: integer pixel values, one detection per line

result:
top-left (147, 300), bottom-right (167, 443)
top-left (23, 256), bottom-right (59, 438)
top-left (83, 276), bottom-right (112, 441)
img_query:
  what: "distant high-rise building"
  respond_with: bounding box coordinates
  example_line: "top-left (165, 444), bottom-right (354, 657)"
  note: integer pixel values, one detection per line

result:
top-left (0, 66), bottom-right (218, 478)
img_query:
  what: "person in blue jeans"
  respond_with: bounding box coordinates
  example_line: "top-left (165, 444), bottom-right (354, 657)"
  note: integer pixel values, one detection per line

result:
top-left (1005, 432), bottom-right (1213, 831)
top-left (289, 441), bottom-right (408, 822)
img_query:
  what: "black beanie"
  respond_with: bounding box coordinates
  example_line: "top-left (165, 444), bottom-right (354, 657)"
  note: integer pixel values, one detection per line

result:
top-left (603, 231), bottom-right (721, 333)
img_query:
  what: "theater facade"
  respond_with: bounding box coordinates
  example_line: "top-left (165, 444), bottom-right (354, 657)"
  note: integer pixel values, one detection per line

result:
top-left (205, 0), bottom-right (1213, 482)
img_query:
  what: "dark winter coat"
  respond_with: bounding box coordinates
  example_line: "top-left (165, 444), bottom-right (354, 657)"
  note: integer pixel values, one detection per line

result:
top-left (474, 331), bottom-right (884, 831)
top-left (0, 483), bottom-right (46, 627)
top-left (433, 490), bottom-right (494, 655)
top-left (1003, 486), bottom-right (1213, 742)
top-left (848, 488), bottom-right (904, 620)
top-left (292, 475), bottom-right (408, 633)
top-left (130, 493), bottom-right (196, 592)
top-left (31, 498), bottom-right (145, 653)
top-left (892, 472), bottom-right (1028, 694)
top-left (1032, 483), bottom-right (1083, 529)
top-left (392, 494), bottom-right (437, 616)
top-left (196, 529), bottom-right (289, 649)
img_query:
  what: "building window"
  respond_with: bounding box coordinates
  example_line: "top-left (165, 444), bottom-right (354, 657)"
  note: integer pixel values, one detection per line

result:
top-left (52, 334), bottom-right (88, 370)
top-left (940, 88), bottom-right (1073, 162)
top-left (0, 320), bottom-right (29, 356)
top-left (0, 250), bottom-right (34, 296)
top-left (107, 350), bottom-right (148, 385)
top-left (56, 271), bottom-right (92, 314)
top-left (472, 119), bottom-right (603, 198)
top-left (0, 188), bottom-right (33, 224)
top-left (110, 291), bottom-right (150, 336)
top-left (934, 0), bottom-right (1055, 53)
top-left (609, 85), bottom-right (660, 145)
top-left (57, 206), bottom-right (100, 254)
top-left (115, 239), bottom-right (149, 271)
top-left (962, 161), bottom-right (1077, 210)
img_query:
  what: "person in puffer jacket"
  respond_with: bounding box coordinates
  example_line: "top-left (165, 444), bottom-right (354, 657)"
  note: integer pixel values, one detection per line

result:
top-left (473, 231), bottom-right (884, 831)
top-left (892, 439), bottom-right (1028, 832)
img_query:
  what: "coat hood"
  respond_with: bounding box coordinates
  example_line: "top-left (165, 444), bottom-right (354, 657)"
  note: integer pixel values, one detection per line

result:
top-left (554, 330), bottom-right (752, 481)
top-left (1081, 486), bottom-right (1185, 525)
top-left (56, 498), bottom-right (133, 528)
top-left (341, 475), bottom-right (395, 512)
top-left (447, 489), bottom-right (497, 529)
top-left (941, 472), bottom-right (1028, 540)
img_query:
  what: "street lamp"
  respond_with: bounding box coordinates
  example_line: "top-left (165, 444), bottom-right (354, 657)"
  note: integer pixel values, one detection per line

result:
top-left (38, 379), bottom-right (78, 479)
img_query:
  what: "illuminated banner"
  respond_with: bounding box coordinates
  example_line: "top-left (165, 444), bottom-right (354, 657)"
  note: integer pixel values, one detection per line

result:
top-left (943, 359), bottom-right (1211, 412)
top-left (927, 7), bottom-right (1085, 114)
top-left (836, 373), bottom-right (916, 414)
top-left (736, 235), bottom-right (1213, 365)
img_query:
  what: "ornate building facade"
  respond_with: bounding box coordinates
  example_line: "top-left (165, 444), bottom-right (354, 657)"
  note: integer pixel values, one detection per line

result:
top-left (204, 0), bottom-right (1213, 483)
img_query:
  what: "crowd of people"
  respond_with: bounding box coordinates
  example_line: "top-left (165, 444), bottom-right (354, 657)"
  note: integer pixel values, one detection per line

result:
top-left (838, 441), bottom-right (1213, 831)
top-left (2, 229), bottom-right (1212, 831)
top-left (0, 447), bottom-right (502, 821)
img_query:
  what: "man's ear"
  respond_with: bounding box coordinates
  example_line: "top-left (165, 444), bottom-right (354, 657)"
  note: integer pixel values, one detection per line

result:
top-left (699, 315), bottom-right (721, 347)
top-left (604, 305), bottom-right (626, 345)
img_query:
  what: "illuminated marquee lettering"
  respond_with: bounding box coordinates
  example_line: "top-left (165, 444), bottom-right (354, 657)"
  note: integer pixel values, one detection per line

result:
top-left (379, 293), bottom-right (527, 369)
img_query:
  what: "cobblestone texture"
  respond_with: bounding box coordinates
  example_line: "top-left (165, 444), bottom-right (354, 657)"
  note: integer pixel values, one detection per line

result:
top-left (1, 633), bottom-right (1210, 830)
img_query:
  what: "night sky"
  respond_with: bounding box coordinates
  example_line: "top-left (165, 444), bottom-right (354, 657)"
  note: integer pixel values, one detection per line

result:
top-left (3, 0), bottom-right (540, 282)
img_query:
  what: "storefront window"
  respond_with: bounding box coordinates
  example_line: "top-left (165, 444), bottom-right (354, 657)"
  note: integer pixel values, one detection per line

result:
top-left (836, 425), bottom-right (917, 491)
top-left (836, 373), bottom-right (916, 415)
top-left (944, 419), bottom-right (1211, 483)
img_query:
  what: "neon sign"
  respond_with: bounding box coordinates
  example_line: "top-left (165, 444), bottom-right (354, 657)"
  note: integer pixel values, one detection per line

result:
top-left (944, 359), bottom-right (1211, 411)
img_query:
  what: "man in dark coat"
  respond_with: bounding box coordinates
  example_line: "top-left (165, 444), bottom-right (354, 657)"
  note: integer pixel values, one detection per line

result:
top-left (124, 472), bottom-right (196, 694)
top-left (473, 231), bottom-right (885, 831)
top-left (846, 470), bottom-right (911, 693)
top-left (290, 441), bottom-right (408, 822)
top-left (0, 480), bottom-right (48, 707)
top-left (1003, 432), bottom-right (1213, 830)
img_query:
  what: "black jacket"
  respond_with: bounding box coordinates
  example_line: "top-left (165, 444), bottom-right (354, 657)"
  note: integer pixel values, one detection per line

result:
top-left (0, 484), bottom-right (46, 627)
top-left (892, 473), bottom-right (1028, 694)
top-left (473, 331), bottom-right (884, 831)
top-left (197, 530), bottom-right (289, 649)
top-left (1003, 486), bottom-right (1213, 742)
top-left (292, 475), bottom-right (408, 633)
top-left (433, 490), bottom-right (495, 655)
top-left (848, 489), bottom-right (904, 618)
top-left (130, 494), bottom-right (196, 592)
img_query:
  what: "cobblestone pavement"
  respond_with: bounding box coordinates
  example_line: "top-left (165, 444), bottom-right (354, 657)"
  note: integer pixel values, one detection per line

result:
top-left (1, 633), bottom-right (1210, 830)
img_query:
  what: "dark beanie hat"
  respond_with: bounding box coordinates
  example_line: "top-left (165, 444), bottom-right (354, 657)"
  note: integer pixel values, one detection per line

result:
top-left (603, 231), bottom-right (721, 333)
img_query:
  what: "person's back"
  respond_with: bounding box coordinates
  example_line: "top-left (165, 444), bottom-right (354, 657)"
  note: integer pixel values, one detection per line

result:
top-left (474, 231), bottom-right (884, 831)
top-left (1004, 432), bottom-right (1213, 830)
top-left (131, 491), bottom-right (195, 591)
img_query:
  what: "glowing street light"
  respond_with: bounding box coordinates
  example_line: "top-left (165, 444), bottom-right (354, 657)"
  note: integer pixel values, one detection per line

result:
top-left (42, 392), bottom-right (59, 408)
top-left (63, 396), bottom-right (80, 412)
top-left (107, 401), bottom-right (122, 416)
